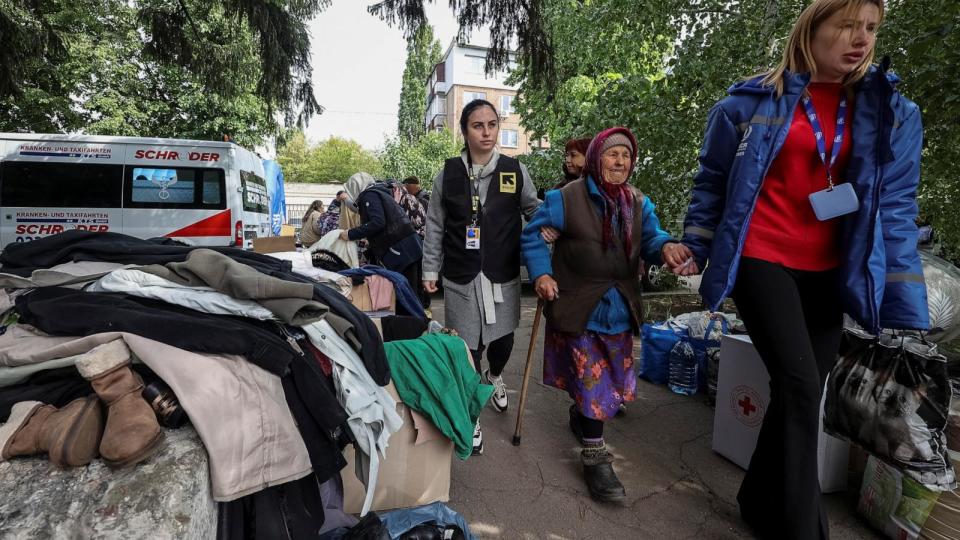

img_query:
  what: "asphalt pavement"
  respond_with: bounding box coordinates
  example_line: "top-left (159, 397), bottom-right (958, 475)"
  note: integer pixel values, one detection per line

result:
top-left (434, 293), bottom-right (882, 540)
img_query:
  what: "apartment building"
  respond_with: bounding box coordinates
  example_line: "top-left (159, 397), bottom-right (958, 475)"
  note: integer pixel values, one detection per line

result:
top-left (424, 41), bottom-right (543, 157)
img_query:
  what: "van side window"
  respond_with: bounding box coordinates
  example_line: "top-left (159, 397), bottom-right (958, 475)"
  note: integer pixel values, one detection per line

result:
top-left (240, 170), bottom-right (268, 213)
top-left (202, 177), bottom-right (222, 205)
top-left (1, 161), bottom-right (123, 208)
top-left (125, 167), bottom-right (225, 209)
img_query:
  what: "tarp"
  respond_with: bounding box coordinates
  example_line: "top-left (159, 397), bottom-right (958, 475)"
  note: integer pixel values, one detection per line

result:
top-left (262, 160), bottom-right (286, 236)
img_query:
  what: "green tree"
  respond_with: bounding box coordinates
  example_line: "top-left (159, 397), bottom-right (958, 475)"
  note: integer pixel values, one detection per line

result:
top-left (373, 0), bottom-right (960, 257)
top-left (0, 0), bottom-right (324, 133)
top-left (369, 0), bottom-right (553, 85)
top-left (313, 137), bottom-right (383, 181)
top-left (275, 131), bottom-right (316, 184)
top-left (397, 25), bottom-right (442, 143)
top-left (509, 0), bottom-right (685, 226)
top-left (380, 129), bottom-right (461, 186)
top-left (881, 0), bottom-right (960, 260)
top-left (277, 133), bottom-right (383, 184)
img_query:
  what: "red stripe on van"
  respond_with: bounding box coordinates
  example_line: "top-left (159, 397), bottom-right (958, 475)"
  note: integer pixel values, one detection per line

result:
top-left (164, 210), bottom-right (232, 238)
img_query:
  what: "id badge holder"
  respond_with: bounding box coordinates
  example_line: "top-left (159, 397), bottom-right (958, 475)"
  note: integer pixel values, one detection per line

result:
top-left (465, 226), bottom-right (481, 250)
top-left (808, 182), bottom-right (859, 221)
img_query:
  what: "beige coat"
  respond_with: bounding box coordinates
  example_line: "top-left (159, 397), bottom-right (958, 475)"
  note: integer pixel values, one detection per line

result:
top-left (0, 326), bottom-right (311, 501)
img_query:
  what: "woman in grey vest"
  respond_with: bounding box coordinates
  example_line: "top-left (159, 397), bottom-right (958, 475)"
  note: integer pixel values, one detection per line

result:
top-left (521, 127), bottom-right (692, 502)
top-left (422, 99), bottom-right (540, 455)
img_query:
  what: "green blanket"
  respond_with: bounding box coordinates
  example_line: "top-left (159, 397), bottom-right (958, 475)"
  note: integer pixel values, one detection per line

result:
top-left (384, 333), bottom-right (494, 459)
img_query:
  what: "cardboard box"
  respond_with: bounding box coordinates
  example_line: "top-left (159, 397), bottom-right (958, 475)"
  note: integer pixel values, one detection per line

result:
top-left (252, 235), bottom-right (296, 254)
top-left (712, 334), bottom-right (850, 493)
top-left (341, 381), bottom-right (454, 513)
top-left (858, 454), bottom-right (960, 540)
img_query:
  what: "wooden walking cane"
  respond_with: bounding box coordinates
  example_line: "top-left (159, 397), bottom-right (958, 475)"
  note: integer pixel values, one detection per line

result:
top-left (512, 298), bottom-right (545, 446)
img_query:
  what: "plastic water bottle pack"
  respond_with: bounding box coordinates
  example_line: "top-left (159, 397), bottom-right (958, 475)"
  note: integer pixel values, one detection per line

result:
top-left (668, 340), bottom-right (698, 396)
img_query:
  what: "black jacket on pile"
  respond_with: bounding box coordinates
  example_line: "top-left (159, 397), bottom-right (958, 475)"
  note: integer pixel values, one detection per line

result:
top-left (16, 288), bottom-right (297, 376)
top-left (0, 230), bottom-right (289, 277)
top-left (0, 231), bottom-right (390, 385)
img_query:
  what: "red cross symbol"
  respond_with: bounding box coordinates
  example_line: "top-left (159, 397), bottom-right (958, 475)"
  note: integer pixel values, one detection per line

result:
top-left (738, 396), bottom-right (757, 416)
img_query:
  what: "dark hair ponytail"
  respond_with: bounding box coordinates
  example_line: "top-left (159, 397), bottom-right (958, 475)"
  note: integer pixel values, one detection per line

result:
top-left (459, 99), bottom-right (499, 137)
top-left (459, 98), bottom-right (499, 161)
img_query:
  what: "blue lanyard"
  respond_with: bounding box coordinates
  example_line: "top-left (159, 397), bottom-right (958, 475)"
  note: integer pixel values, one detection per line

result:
top-left (801, 92), bottom-right (847, 188)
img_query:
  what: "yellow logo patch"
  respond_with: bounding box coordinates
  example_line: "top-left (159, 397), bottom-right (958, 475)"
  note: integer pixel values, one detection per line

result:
top-left (499, 172), bottom-right (517, 194)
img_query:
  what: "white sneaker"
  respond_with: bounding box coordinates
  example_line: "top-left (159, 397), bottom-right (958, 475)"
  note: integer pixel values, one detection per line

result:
top-left (484, 369), bottom-right (508, 412)
top-left (472, 420), bottom-right (484, 455)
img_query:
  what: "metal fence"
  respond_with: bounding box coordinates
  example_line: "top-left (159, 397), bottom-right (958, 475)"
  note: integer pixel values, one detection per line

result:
top-left (286, 204), bottom-right (311, 228)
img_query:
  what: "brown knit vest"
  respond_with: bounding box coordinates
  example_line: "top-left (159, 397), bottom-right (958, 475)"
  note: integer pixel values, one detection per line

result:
top-left (545, 179), bottom-right (645, 334)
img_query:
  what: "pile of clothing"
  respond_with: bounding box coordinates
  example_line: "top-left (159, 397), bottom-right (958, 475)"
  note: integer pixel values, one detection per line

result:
top-left (0, 230), bottom-right (484, 539)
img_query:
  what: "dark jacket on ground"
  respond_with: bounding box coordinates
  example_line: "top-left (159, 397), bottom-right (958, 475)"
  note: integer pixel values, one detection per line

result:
top-left (15, 287), bottom-right (297, 376)
top-left (1, 230), bottom-right (390, 386)
top-left (0, 230), bottom-right (291, 277)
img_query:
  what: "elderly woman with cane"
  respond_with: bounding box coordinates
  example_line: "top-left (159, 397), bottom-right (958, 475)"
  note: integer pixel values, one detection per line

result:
top-left (521, 127), bottom-right (692, 502)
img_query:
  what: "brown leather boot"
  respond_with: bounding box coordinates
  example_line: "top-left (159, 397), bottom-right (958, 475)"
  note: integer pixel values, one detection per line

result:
top-left (0, 396), bottom-right (105, 467)
top-left (76, 340), bottom-right (163, 468)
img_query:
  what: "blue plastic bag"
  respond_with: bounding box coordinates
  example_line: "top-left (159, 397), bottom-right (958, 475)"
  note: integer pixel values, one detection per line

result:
top-left (640, 323), bottom-right (685, 385)
top-left (378, 502), bottom-right (475, 540)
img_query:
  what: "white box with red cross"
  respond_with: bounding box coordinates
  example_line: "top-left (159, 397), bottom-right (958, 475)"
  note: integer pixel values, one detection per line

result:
top-left (712, 334), bottom-right (850, 493)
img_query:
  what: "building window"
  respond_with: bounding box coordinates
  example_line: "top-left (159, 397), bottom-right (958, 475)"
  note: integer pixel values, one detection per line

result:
top-left (437, 96), bottom-right (447, 115)
top-left (500, 95), bottom-right (514, 116)
top-left (466, 55), bottom-right (486, 75)
top-left (500, 129), bottom-right (519, 148)
top-left (463, 91), bottom-right (486, 105)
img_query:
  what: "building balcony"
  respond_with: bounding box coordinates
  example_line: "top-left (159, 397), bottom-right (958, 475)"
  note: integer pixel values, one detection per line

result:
top-left (430, 81), bottom-right (448, 97)
top-left (427, 113), bottom-right (448, 131)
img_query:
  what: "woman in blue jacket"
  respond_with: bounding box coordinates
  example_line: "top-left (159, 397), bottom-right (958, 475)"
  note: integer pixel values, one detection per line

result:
top-left (677, 0), bottom-right (928, 538)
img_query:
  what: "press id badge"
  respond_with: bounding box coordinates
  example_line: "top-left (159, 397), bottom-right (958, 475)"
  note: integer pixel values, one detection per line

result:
top-left (808, 182), bottom-right (859, 221)
top-left (465, 227), bottom-right (481, 250)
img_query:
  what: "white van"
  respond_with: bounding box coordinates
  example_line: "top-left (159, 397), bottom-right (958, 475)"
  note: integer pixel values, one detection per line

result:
top-left (0, 133), bottom-right (272, 249)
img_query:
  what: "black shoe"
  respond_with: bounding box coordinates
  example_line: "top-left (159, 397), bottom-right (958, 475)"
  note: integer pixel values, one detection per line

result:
top-left (583, 460), bottom-right (626, 503)
top-left (616, 403), bottom-right (627, 417)
top-left (568, 405), bottom-right (583, 443)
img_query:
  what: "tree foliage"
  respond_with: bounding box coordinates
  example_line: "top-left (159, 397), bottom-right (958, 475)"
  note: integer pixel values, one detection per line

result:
top-left (0, 0), bottom-right (324, 139)
top-left (397, 25), bottom-right (443, 143)
top-left (379, 128), bottom-right (461, 186)
top-left (277, 132), bottom-right (382, 184)
top-left (368, 0), bottom-right (552, 86)
top-left (372, 0), bottom-right (959, 258)
top-left (881, 0), bottom-right (960, 260)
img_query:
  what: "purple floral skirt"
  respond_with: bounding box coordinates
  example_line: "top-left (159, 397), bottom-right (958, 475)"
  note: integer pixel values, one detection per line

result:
top-left (542, 323), bottom-right (636, 421)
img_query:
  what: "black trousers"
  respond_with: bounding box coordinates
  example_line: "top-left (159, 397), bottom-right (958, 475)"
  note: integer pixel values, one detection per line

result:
top-left (399, 259), bottom-right (430, 310)
top-left (731, 258), bottom-right (843, 540)
top-left (470, 332), bottom-right (514, 377)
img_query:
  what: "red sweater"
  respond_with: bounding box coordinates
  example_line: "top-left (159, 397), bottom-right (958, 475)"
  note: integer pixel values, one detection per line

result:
top-left (742, 82), bottom-right (852, 271)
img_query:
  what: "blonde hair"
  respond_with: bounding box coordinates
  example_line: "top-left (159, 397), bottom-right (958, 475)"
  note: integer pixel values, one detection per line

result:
top-left (761, 0), bottom-right (885, 96)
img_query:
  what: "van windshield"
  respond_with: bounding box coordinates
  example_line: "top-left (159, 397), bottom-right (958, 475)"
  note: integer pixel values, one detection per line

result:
top-left (240, 170), bottom-right (268, 214)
